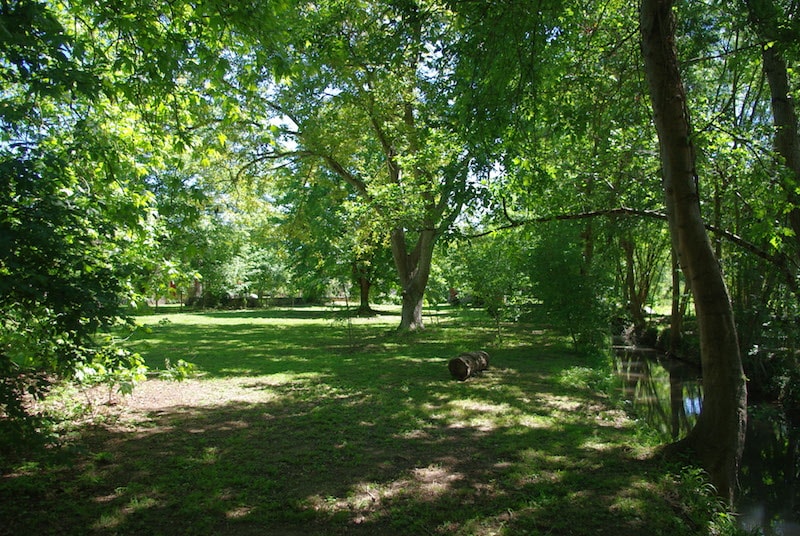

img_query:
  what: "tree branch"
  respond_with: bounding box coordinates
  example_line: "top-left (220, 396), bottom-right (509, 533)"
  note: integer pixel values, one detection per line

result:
top-left (235, 146), bottom-right (371, 199)
top-left (235, 148), bottom-right (313, 182)
top-left (462, 205), bottom-right (793, 273)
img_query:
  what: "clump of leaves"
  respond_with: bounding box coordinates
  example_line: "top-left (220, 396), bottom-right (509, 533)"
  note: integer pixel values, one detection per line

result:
top-left (158, 358), bottom-right (199, 381)
top-left (675, 467), bottom-right (745, 535)
top-left (74, 346), bottom-right (148, 404)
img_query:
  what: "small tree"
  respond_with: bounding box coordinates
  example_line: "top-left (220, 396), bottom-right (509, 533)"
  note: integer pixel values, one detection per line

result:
top-left (526, 224), bottom-right (613, 353)
top-left (448, 231), bottom-right (527, 341)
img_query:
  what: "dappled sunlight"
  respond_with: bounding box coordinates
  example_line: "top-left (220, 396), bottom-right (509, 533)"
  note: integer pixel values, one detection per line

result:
top-left (581, 438), bottom-right (622, 453)
top-left (446, 417), bottom-right (497, 433)
top-left (611, 481), bottom-right (660, 516)
top-left (302, 461), bottom-right (468, 526)
top-left (89, 490), bottom-right (161, 531)
top-left (535, 393), bottom-right (583, 412)
top-left (3, 308), bottom-right (709, 536)
top-left (224, 505), bottom-right (254, 519)
top-left (437, 396), bottom-right (558, 434)
top-left (387, 355), bottom-right (447, 365)
top-left (449, 399), bottom-right (514, 414)
top-left (516, 415), bottom-right (553, 429)
top-left (518, 447), bottom-right (568, 469)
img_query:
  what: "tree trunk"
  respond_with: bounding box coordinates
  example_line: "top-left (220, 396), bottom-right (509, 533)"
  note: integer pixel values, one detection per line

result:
top-left (745, 0), bottom-right (800, 259)
top-left (391, 227), bottom-right (436, 331)
top-left (763, 42), bottom-right (800, 246)
top-left (744, 1), bottom-right (800, 307)
top-left (669, 247), bottom-right (684, 355)
top-left (352, 263), bottom-right (375, 315)
top-left (448, 351), bottom-right (490, 381)
top-left (640, 0), bottom-right (747, 503)
top-left (621, 237), bottom-right (646, 331)
top-left (357, 275), bottom-right (372, 315)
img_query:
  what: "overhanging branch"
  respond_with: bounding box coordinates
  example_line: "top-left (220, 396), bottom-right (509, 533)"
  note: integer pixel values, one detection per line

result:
top-left (466, 206), bottom-right (667, 237)
top-left (463, 205), bottom-right (793, 274)
top-left (235, 147), bottom-right (371, 199)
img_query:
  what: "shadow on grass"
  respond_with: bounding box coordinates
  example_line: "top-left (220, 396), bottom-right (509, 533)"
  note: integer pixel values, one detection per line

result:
top-left (0, 312), bottom-right (693, 535)
top-left (194, 307), bottom-right (338, 321)
top-left (127, 311), bottom-right (506, 379)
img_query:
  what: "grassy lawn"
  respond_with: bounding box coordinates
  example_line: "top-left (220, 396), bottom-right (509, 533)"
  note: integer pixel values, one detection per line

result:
top-left (1, 306), bottom-right (723, 535)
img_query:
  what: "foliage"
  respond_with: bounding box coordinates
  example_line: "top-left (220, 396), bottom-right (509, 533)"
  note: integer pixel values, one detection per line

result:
top-left (157, 358), bottom-right (199, 382)
top-left (74, 345), bottom-right (147, 399)
top-left (442, 228), bottom-right (533, 343)
top-left (525, 223), bottom-right (614, 352)
top-left (0, 0), bottom-right (166, 438)
top-left (674, 467), bottom-right (746, 536)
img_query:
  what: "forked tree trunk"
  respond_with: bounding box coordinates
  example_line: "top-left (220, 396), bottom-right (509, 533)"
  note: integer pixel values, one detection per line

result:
top-left (391, 227), bottom-right (436, 331)
top-left (640, 0), bottom-right (747, 503)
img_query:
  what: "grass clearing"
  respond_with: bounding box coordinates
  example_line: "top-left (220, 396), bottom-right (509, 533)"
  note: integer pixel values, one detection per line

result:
top-left (1, 306), bottom-right (728, 535)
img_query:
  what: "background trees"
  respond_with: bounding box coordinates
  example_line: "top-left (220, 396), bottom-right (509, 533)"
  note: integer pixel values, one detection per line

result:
top-left (4, 0), bottom-right (800, 502)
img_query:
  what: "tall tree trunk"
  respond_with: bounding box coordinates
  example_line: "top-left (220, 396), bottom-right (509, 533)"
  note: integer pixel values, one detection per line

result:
top-left (745, 0), bottom-right (800, 258)
top-left (640, 0), bottom-right (747, 503)
top-left (391, 227), bottom-right (436, 331)
top-left (669, 247), bottom-right (684, 355)
top-left (763, 43), bottom-right (800, 245)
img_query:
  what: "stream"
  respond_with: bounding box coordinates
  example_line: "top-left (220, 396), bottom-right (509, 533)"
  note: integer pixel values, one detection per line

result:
top-left (613, 348), bottom-right (800, 535)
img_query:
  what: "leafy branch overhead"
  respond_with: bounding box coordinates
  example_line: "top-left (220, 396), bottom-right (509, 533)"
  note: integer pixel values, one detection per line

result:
top-left (2, 0), bottom-right (800, 505)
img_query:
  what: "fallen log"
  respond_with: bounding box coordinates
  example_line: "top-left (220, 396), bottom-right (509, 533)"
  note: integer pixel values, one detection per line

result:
top-left (448, 351), bottom-right (490, 381)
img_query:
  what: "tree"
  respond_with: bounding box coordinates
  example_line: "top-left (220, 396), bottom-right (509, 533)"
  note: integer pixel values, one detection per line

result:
top-left (445, 230), bottom-right (528, 340)
top-left (204, 0), bottom-right (475, 330)
top-left (273, 161), bottom-right (393, 312)
top-left (640, 0), bottom-right (748, 502)
top-left (744, 0), bottom-right (800, 262)
top-left (618, 222), bottom-right (670, 335)
top-left (0, 0), bottom-right (157, 439)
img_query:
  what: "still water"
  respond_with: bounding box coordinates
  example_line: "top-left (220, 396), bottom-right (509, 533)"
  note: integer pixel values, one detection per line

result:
top-left (613, 349), bottom-right (800, 535)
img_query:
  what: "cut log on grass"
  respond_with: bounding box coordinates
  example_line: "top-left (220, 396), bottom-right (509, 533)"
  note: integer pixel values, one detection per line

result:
top-left (448, 351), bottom-right (490, 381)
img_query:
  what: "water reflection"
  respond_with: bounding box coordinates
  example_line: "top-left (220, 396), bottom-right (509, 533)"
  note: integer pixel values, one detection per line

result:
top-left (613, 347), bottom-right (702, 439)
top-left (613, 348), bottom-right (800, 535)
top-left (738, 407), bottom-right (800, 535)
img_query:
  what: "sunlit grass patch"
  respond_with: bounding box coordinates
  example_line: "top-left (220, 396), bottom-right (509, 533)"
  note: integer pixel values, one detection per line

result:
top-left (1, 307), bottom-right (735, 536)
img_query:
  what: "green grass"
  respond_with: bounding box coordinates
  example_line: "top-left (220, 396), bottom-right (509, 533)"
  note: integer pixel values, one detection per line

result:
top-left (0, 306), bottom-right (735, 535)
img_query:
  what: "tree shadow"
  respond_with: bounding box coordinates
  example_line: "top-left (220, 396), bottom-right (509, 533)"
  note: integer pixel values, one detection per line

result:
top-left (1, 339), bottom-right (689, 535)
top-left (183, 307), bottom-right (338, 321)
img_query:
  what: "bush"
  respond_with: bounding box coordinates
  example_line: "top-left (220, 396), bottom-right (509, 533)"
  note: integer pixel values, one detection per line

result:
top-left (525, 224), bottom-right (613, 352)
